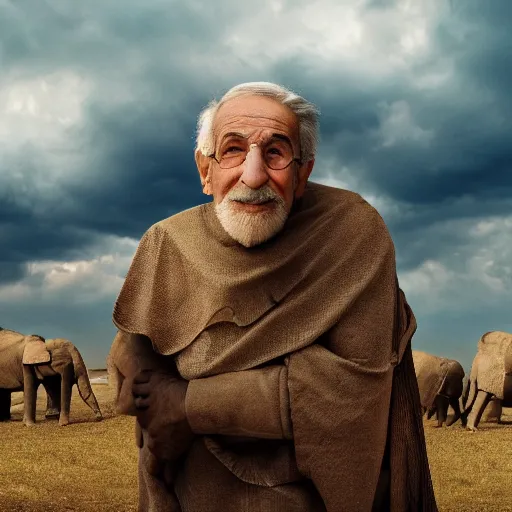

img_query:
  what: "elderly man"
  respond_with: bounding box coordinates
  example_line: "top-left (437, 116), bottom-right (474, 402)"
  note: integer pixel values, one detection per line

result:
top-left (109, 82), bottom-right (437, 511)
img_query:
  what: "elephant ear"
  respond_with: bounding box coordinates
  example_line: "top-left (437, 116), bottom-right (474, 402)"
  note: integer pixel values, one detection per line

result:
top-left (23, 336), bottom-right (51, 364)
top-left (415, 355), bottom-right (447, 409)
top-left (476, 331), bottom-right (512, 399)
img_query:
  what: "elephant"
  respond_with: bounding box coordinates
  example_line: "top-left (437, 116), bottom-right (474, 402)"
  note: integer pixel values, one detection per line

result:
top-left (0, 327), bottom-right (103, 426)
top-left (412, 350), bottom-right (465, 427)
top-left (461, 331), bottom-right (512, 431)
top-left (427, 374), bottom-right (469, 427)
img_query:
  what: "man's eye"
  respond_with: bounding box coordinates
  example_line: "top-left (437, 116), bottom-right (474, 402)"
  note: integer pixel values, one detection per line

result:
top-left (267, 147), bottom-right (283, 156)
top-left (224, 146), bottom-right (243, 154)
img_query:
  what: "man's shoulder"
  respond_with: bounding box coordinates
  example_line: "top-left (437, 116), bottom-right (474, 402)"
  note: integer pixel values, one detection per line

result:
top-left (308, 181), bottom-right (373, 209)
top-left (141, 203), bottom-right (208, 239)
top-left (307, 181), bottom-right (389, 233)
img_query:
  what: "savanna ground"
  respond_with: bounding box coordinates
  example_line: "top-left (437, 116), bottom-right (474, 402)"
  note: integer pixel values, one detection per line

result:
top-left (1, 378), bottom-right (512, 512)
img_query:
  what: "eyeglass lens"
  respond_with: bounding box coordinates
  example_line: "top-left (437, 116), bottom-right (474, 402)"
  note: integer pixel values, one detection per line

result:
top-left (216, 138), bottom-right (295, 170)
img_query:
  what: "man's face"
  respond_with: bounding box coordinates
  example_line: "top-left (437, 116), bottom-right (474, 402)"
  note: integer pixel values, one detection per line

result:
top-left (196, 94), bottom-right (314, 247)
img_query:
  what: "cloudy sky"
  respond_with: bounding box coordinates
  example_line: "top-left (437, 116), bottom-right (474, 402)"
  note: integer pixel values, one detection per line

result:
top-left (1, 0), bottom-right (510, 371)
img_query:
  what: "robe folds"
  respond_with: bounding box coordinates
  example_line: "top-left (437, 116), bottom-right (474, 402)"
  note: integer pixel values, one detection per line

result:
top-left (111, 181), bottom-right (438, 511)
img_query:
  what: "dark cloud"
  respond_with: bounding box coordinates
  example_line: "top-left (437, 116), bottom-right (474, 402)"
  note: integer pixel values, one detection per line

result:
top-left (0, 220), bottom-right (102, 280)
top-left (266, 2), bottom-right (512, 223)
top-left (1, 1), bottom-right (228, 73)
top-left (61, 99), bottom-right (208, 237)
top-left (1, 1), bottom-right (511, 369)
top-left (0, 262), bottom-right (26, 285)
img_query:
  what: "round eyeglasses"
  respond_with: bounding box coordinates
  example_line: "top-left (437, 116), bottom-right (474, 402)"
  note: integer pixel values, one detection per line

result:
top-left (208, 139), bottom-right (302, 170)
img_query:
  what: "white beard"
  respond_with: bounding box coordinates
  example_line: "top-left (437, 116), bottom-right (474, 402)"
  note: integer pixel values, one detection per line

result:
top-left (215, 186), bottom-right (290, 248)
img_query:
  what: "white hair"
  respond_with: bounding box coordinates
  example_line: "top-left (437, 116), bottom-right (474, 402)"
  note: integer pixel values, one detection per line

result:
top-left (195, 82), bottom-right (320, 162)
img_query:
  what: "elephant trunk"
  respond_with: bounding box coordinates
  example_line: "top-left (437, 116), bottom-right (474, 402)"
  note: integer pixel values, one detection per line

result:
top-left (460, 375), bottom-right (470, 409)
top-left (68, 343), bottom-right (103, 420)
top-left (446, 397), bottom-right (462, 426)
top-left (460, 377), bottom-right (477, 427)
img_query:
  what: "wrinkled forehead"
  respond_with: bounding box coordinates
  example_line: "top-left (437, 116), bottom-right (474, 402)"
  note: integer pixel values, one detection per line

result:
top-left (213, 95), bottom-right (299, 143)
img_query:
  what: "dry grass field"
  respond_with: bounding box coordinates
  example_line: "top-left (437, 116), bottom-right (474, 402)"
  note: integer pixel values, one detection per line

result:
top-left (425, 411), bottom-right (512, 512)
top-left (1, 381), bottom-right (511, 511)
top-left (1, 384), bottom-right (138, 512)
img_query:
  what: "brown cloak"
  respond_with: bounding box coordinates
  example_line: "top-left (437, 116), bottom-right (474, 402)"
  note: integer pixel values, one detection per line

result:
top-left (112, 181), bottom-right (437, 511)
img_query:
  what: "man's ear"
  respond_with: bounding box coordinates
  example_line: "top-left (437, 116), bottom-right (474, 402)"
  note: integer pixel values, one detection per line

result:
top-left (294, 159), bottom-right (315, 198)
top-left (195, 149), bottom-right (213, 195)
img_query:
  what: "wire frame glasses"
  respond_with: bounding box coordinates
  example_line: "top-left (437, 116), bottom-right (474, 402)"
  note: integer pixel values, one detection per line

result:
top-left (208, 138), bottom-right (302, 170)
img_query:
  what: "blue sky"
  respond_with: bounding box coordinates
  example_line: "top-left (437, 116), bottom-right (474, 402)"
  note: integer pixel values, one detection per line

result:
top-left (1, 0), bottom-right (510, 371)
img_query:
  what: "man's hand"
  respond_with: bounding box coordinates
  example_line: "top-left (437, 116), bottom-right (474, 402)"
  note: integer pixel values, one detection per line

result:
top-left (132, 369), bottom-right (195, 462)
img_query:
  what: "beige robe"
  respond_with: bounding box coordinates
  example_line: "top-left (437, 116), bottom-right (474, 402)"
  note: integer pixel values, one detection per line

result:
top-left (110, 181), bottom-right (438, 511)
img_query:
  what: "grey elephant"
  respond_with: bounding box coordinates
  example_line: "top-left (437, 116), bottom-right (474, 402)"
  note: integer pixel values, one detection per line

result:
top-left (0, 327), bottom-right (102, 426)
top-left (412, 350), bottom-right (465, 427)
top-left (461, 331), bottom-right (512, 431)
top-left (427, 373), bottom-right (469, 427)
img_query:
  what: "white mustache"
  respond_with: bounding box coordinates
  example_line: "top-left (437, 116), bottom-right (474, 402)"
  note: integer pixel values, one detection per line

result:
top-left (226, 186), bottom-right (281, 205)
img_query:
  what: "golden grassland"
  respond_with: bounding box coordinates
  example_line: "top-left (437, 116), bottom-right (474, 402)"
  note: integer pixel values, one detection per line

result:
top-left (1, 385), bottom-right (138, 512)
top-left (1, 385), bottom-right (512, 512)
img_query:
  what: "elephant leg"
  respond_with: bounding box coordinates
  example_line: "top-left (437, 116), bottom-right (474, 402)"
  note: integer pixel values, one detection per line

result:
top-left (0, 389), bottom-right (11, 421)
top-left (426, 406), bottom-right (436, 420)
top-left (501, 374), bottom-right (512, 414)
top-left (86, 392), bottom-right (103, 421)
top-left (434, 395), bottom-right (449, 427)
top-left (43, 376), bottom-right (61, 419)
top-left (458, 396), bottom-right (467, 426)
top-left (465, 379), bottom-right (477, 410)
top-left (460, 379), bottom-right (478, 426)
top-left (59, 364), bottom-right (74, 426)
top-left (498, 405), bottom-right (504, 423)
top-left (494, 400), bottom-right (504, 424)
top-left (466, 390), bottom-right (492, 431)
top-left (22, 365), bottom-right (39, 426)
top-left (461, 379), bottom-right (469, 410)
top-left (446, 397), bottom-right (462, 426)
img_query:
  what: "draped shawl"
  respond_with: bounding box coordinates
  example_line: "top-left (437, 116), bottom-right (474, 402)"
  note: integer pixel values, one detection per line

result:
top-left (113, 181), bottom-right (437, 511)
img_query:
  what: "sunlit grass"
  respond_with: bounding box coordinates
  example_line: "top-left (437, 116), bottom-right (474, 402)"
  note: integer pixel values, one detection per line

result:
top-left (1, 385), bottom-right (138, 512)
top-left (424, 408), bottom-right (512, 512)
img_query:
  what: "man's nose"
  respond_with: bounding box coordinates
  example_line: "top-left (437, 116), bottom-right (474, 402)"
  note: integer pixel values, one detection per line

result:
top-left (240, 145), bottom-right (269, 189)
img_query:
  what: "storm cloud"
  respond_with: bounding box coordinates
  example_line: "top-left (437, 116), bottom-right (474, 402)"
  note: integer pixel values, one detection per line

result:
top-left (1, 0), bottom-right (510, 369)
